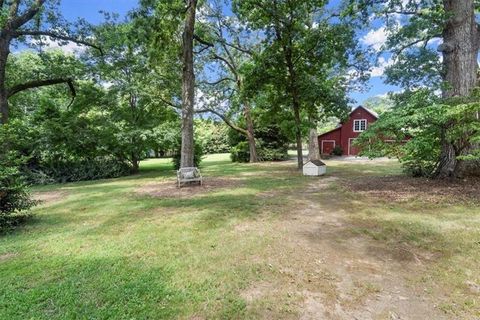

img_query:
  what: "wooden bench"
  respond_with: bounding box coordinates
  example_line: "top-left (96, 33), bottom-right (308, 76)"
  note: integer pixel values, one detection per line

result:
top-left (177, 167), bottom-right (203, 188)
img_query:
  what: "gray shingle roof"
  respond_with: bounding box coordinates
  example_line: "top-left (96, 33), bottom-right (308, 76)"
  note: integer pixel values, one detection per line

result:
top-left (305, 160), bottom-right (326, 166)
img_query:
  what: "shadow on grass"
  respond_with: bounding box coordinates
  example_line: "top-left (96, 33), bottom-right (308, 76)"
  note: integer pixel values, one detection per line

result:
top-left (0, 256), bottom-right (183, 319)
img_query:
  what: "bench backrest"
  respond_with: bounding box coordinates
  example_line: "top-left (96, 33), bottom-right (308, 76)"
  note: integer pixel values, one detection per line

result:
top-left (178, 167), bottom-right (200, 179)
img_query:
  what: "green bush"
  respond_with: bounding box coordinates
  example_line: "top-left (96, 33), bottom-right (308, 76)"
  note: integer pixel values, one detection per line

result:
top-left (230, 124), bottom-right (289, 163)
top-left (258, 147), bottom-right (289, 161)
top-left (230, 141), bottom-right (250, 163)
top-left (331, 145), bottom-right (343, 156)
top-left (230, 142), bottom-right (289, 162)
top-left (25, 157), bottom-right (132, 184)
top-left (196, 120), bottom-right (230, 154)
top-left (172, 141), bottom-right (204, 170)
top-left (356, 89), bottom-right (480, 177)
top-left (0, 156), bottom-right (36, 232)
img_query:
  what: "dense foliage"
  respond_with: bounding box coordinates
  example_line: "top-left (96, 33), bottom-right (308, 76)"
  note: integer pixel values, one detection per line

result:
top-left (230, 125), bottom-right (289, 163)
top-left (350, 0), bottom-right (480, 178)
top-left (0, 125), bottom-right (36, 232)
top-left (195, 120), bottom-right (230, 154)
top-left (357, 90), bottom-right (480, 177)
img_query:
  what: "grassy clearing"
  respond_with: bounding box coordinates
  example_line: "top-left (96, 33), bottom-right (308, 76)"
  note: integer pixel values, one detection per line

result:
top-left (0, 154), bottom-right (308, 319)
top-left (0, 154), bottom-right (479, 319)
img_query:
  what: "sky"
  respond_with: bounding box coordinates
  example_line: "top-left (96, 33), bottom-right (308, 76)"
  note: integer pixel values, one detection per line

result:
top-left (56, 0), bottom-right (398, 106)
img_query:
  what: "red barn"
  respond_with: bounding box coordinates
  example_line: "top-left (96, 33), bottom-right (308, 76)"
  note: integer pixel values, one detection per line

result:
top-left (318, 106), bottom-right (378, 156)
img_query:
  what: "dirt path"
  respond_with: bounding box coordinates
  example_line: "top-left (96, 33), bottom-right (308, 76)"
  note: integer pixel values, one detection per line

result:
top-left (245, 177), bottom-right (447, 319)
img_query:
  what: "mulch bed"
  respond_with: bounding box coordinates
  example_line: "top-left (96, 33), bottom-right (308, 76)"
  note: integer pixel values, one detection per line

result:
top-left (344, 175), bottom-right (480, 205)
top-left (135, 177), bottom-right (245, 199)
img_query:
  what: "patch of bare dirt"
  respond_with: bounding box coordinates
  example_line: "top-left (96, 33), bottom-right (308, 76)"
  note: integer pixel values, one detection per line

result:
top-left (135, 177), bottom-right (244, 199)
top-left (33, 191), bottom-right (68, 204)
top-left (240, 178), bottom-right (449, 319)
top-left (0, 252), bottom-right (17, 262)
top-left (344, 175), bottom-right (480, 204)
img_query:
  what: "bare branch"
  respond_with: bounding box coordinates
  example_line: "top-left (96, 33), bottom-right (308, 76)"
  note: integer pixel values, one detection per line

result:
top-left (8, 0), bottom-right (20, 20)
top-left (7, 77), bottom-right (75, 98)
top-left (393, 35), bottom-right (441, 56)
top-left (211, 53), bottom-right (238, 78)
top-left (193, 34), bottom-right (214, 47)
top-left (9, 0), bottom-right (46, 30)
top-left (199, 78), bottom-right (235, 86)
top-left (13, 30), bottom-right (103, 54)
top-left (196, 108), bottom-right (248, 135)
top-left (159, 96), bottom-right (181, 109)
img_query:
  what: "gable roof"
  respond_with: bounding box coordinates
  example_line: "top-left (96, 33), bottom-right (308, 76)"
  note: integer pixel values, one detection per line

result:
top-left (317, 106), bottom-right (378, 138)
top-left (350, 105), bottom-right (378, 119)
top-left (305, 159), bottom-right (326, 166)
top-left (317, 126), bottom-right (341, 138)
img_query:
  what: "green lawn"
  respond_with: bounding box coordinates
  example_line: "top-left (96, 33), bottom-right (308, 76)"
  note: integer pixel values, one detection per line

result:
top-left (1, 154), bottom-right (479, 319)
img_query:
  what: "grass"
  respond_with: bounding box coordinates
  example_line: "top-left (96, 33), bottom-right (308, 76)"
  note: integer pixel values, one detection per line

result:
top-left (1, 154), bottom-right (479, 319)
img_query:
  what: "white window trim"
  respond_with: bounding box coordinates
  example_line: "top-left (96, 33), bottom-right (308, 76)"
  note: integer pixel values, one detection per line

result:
top-left (321, 140), bottom-right (336, 154)
top-left (353, 119), bottom-right (368, 132)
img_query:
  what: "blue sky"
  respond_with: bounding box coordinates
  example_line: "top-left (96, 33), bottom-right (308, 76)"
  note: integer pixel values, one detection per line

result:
top-left (57, 0), bottom-right (397, 106)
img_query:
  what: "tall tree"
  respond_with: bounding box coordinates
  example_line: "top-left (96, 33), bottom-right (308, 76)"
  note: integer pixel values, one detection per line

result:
top-left (235, 0), bottom-right (364, 169)
top-left (349, 0), bottom-right (480, 177)
top-left (90, 17), bottom-right (177, 174)
top-left (195, 1), bottom-right (260, 163)
top-left (138, 0), bottom-right (202, 168)
top-left (0, 0), bottom-right (100, 125)
top-left (180, 0), bottom-right (198, 168)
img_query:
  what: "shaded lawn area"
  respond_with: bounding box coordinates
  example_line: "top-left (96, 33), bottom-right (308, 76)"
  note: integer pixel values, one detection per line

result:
top-left (0, 154), bottom-right (479, 319)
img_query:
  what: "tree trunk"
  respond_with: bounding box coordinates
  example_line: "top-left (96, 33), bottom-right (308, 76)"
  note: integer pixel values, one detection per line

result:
top-left (180, 0), bottom-right (197, 168)
top-left (308, 128), bottom-right (320, 161)
top-left (435, 0), bottom-right (479, 178)
top-left (292, 103), bottom-right (303, 169)
top-left (0, 35), bottom-right (10, 125)
top-left (131, 153), bottom-right (140, 174)
top-left (282, 44), bottom-right (303, 170)
top-left (243, 101), bottom-right (258, 163)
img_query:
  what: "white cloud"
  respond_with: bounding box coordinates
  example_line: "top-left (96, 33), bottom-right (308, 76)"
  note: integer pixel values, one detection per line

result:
top-left (361, 27), bottom-right (388, 51)
top-left (30, 37), bottom-right (87, 55)
top-left (370, 56), bottom-right (394, 77)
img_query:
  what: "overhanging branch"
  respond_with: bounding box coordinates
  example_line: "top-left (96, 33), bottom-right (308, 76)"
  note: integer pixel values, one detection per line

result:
top-left (7, 78), bottom-right (75, 98)
top-left (196, 108), bottom-right (248, 136)
top-left (9, 0), bottom-right (45, 30)
top-left (13, 30), bottom-right (103, 54)
top-left (7, 77), bottom-right (76, 108)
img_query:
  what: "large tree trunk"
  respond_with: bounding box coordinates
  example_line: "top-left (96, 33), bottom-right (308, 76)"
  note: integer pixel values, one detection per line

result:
top-left (308, 128), bottom-right (320, 161)
top-left (284, 47), bottom-right (303, 170)
top-left (435, 0), bottom-right (479, 178)
top-left (243, 101), bottom-right (258, 163)
top-left (0, 35), bottom-right (10, 125)
top-left (292, 103), bottom-right (303, 170)
top-left (180, 0), bottom-right (197, 168)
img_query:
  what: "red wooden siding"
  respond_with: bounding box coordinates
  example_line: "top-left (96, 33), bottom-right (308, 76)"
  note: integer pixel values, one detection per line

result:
top-left (318, 106), bottom-right (378, 156)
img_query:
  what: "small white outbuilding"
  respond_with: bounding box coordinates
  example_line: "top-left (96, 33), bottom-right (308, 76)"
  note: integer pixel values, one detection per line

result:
top-left (303, 160), bottom-right (327, 176)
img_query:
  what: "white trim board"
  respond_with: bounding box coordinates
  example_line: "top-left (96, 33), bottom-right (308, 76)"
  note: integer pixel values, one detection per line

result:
top-left (348, 138), bottom-right (358, 156)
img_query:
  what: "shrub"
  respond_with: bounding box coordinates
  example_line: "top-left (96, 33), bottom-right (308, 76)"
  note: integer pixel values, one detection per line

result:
top-left (230, 124), bottom-right (289, 163)
top-left (258, 147), bottom-right (289, 161)
top-left (331, 145), bottom-right (343, 156)
top-left (230, 141), bottom-right (289, 163)
top-left (196, 120), bottom-right (230, 154)
top-left (356, 89), bottom-right (480, 177)
top-left (172, 141), bottom-right (204, 170)
top-left (25, 157), bottom-right (132, 184)
top-left (230, 141), bottom-right (250, 163)
top-left (0, 155), bottom-right (36, 232)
